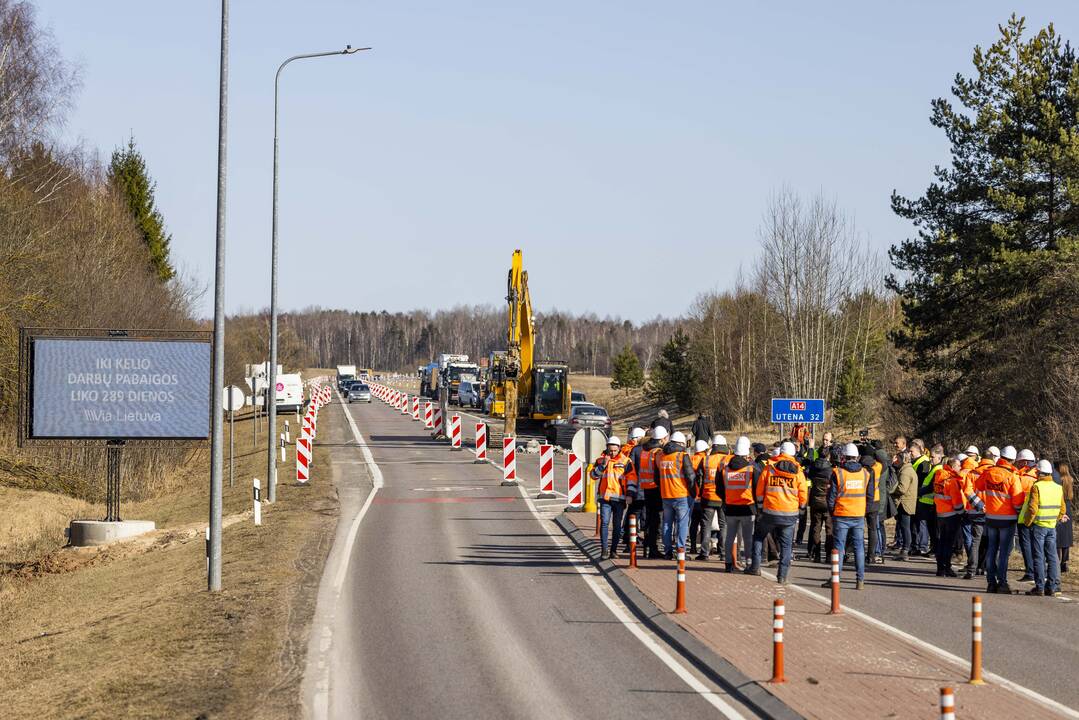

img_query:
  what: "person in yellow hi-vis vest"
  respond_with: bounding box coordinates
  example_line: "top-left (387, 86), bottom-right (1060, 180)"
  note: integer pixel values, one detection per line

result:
top-left (1019, 459), bottom-right (1068, 597)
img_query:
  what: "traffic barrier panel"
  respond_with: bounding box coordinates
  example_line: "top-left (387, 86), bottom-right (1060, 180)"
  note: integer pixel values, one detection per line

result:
top-left (449, 414), bottom-right (462, 450)
top-left (253, 478), bottom-right (262, 526)
top-left (829, 549), bottom-right (841, 614)
top-left (296, 436), bottom-right (310, 484)
top-left (432, 407), bottom-right (443, 438)
top-left (771, 599), bottom-right (786, 683)
top-left (424, 402), bottom-right (433, 429)
top-left (567, 453), bottom-right (583, 507)
top-left (474, 422), bottom-right (487, 463)
top-left (674, 547), bottom-right (687, 614)
top-left (628, 514), bottom-right (638, 568)
top-left (970, 595), bottom-right (984, 685)
top-left (537, 444), bottom-right (556, 498)
top-left (400, 393), bottom-right (409, 413)
top-left (501, 437), bottom-right (517, 486)
top-left (412, 396), bottom-right (419, 420)
top-left (940, 687), bottom-right (955, 720)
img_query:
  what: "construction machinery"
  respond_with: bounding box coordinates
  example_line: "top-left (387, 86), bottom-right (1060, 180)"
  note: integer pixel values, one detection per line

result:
top-left (420, 354), bottom-right (480, 402)
top-left (489, 249), bottom-right (571, 440)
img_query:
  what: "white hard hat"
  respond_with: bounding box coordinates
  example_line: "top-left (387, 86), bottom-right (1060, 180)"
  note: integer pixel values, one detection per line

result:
top-left (768, 446), bottom-right (780, 457)
top-left (607, 436), bottom-right (621, 447)
top-left (986, 446), bottom-right (1001, 459)
top-left (1037, 459), bottom-right (1053, 475)
top-left (652, 426), bottom-right (669, 440)
top-left (734, 436), bottom-right (751, 456)
top-left (843, 443), bottom-right (860, 458)
top-left (957, 453), bottom-right (968, 462)
top-left (671, 431), bottom-right (687, 445)
top-left (712, 434), bottom-right (727, 446)
top-left (965, 445), bottom-right (979, 456)
top-left (694, 440), bottom-right (709, 453)
top-left (629, 427), bottom-right (646, 440)
top-left (780, 441), bottom-right (797, 456)
top-left (1001, 446), bottom-right (1017, 461)
top-left (1017, 448), bottom-right (1035, 462)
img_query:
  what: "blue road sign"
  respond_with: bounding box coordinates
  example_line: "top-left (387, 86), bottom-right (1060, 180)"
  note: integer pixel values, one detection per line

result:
top-left (771, 398), bottom-right (826, 424)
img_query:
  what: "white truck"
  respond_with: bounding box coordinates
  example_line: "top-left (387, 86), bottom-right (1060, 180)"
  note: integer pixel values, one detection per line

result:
top-left (336, 364), bottom-right (358, 390)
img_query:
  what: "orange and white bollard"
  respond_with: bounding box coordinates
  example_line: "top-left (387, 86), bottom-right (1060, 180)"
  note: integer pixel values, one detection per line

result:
top-left (628, 514), bottom-right (638, 569)
top-left (674, 547), bottom-right (687, 614)
top-left (940, 687), bottom-right (956, 720)
top-left (969, 595), bottom-right (984, 685)
top-left (771, 598), bottom-right (786, 683)
top-left (595, 508), bottom-right (601, 538)
top-left (829, 549), bottom-right (841, 614)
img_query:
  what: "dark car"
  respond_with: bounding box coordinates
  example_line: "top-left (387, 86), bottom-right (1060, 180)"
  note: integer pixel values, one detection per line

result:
top-left (571, 391), bottom-right (587, 403)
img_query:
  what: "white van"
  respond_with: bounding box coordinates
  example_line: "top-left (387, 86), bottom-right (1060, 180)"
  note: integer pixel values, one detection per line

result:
top-left (276, 373), bottom-right (304, 412)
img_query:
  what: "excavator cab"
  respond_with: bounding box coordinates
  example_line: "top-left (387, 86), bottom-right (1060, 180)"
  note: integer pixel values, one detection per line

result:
top-left (532, 363), bottom-right (569, 419)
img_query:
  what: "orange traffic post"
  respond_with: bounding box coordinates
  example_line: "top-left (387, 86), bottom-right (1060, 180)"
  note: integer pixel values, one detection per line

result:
top-left (940, 687), bottom-right (956, 720)
top-left (595, 508), bottom-right (601, 538)
top-left (771, 598), bottom-right (786, 683)
top-left (628, 514), bottom-right (638, 569)
top-left (674, 547), bottom-right (687, 614)
top-left (828, 549), bottom-right (841, 614)
top-left (969, 595), bottom-right (984, 685)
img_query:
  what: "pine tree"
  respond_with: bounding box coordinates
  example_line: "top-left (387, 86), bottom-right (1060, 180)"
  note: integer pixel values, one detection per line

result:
top-left (647, 330), bottom-right (695, 411)
top-left (833, 357), bottom-right (872, 433)
top-left (108, 136), bottom-right (175, 281)
top-left (888, 15), bottom-right (1079, 440)
top-left (610, 345), bottom-right (644, 391)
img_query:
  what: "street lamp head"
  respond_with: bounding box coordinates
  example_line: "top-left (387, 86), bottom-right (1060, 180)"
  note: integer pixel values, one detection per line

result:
top-left (343, 45), bottom-right (372, 54)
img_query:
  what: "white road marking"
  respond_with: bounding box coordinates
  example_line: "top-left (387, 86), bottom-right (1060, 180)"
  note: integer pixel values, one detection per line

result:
top-left (759, 568), bottom-right (1079, 718)
top-left (332, 391), bottom-right (384, 593)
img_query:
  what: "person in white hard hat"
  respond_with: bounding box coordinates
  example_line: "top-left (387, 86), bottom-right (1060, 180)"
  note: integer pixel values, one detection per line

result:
top-left (1020, 459), bottom-right (1066, 596)
top-left (823, 442), bottom-right (874, 590)
top-left (618, 427), bottom-right (647, 542)
top-left (720, 436), bottom-right (757, 571)
top-left (591, 437), bottom-right (629, 559)
top-left (693, 435), bottom-right (730, 561)
top-left (629, 425), bottom-right (668, 558)
top-left (976, 444), bottom-right (1025, 593)
top-left (688, 440), bottom-right (710, 556)
top-left (748, 440), bottom-right (807, 584)
top-left (658, 430), bottom-right (698, 559)
top-left (1015, 449), bottom-right (1039, 582)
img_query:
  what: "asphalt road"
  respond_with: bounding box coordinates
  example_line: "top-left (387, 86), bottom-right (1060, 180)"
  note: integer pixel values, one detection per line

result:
top-left (776, 540), bottom-right (1079, 711)
top-left (307, 393), bottom-right (758, 720)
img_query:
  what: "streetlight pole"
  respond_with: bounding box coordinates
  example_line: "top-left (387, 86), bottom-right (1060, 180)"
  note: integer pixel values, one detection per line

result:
top-left (267, 45), bottom-right (369, 503)
top-left (209, 0), bottom-right (229, 592)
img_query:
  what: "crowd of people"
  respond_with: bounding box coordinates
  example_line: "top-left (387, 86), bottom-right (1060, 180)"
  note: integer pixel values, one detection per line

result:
top-left (588, 419), bottom-right (1075, 596)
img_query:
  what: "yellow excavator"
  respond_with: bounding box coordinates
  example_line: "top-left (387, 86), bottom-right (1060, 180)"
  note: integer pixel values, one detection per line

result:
top-left (488, 249), bottom-right (571, 439)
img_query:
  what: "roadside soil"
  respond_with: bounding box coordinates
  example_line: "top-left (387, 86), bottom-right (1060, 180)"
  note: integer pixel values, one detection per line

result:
top-left (0, 385), bottom-right (338, 719)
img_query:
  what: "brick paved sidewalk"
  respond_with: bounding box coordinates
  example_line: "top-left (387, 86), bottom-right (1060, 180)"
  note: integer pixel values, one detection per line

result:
top-left (566, 512), bottom-right (1064, 720)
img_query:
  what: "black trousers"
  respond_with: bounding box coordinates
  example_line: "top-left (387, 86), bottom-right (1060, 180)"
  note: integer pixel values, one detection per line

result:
top-left (807, 503), bottom-right (832, 560)
top-left (865, 511), bottom-right (879, 560)
top-left (643, 488), bottom-right (662, 555)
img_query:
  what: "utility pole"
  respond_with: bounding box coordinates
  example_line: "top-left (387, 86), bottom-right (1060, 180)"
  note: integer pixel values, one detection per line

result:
top-left (208, 0), bottom-right (229, 592)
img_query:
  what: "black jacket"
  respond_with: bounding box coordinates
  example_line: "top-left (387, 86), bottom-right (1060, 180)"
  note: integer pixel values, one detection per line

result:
top-left (691, 416), bottom-right (712, 443)
top-left (860, 455), bottom-right (880, 512)
top-left (807, 457), bottom-right (833, 508)
top-left (650, 416), bottom-right (673, 434)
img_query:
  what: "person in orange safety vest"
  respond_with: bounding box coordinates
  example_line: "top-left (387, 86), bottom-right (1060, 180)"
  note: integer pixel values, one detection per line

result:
top-left (747, 441), bottom-right (806, 585)
top-left (976, 446), bottom-right (1026, 593)
top-left (825, 443), bottom-right (875, 590)
top-left (933, 457), bottom-right (966, 577)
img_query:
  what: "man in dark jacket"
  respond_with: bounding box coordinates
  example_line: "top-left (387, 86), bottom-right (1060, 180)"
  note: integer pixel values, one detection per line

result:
top-left (650, 409), bottom-right (673, 435)
top-left (659, 431), bottom-right (698, 559)
top-left (804, 449), bottom-right (835, 562)
top-left (630, 427), bottom-right (667, 558)
top-left (860, 448), bottom-right (882, 565)
top-left (691, 412), bottom-right (713, 445)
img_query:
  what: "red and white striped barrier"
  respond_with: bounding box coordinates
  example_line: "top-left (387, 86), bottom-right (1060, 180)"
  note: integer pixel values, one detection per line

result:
top-left (296, 432), bottom-right (311, 484)
top-left (537, 443), bottom-right (556, 498)
top-left (474, 422), bottom-right (486, 464)
top-left (501, 436), bottom-right (517, 486)
top-left (449, 414), bottom-right (461, 450)
top-left (424, 402), bottom-right (433, 429)
top-left (401, 393), bottom-right (410, 413)
top-left (432, 406), bottom-right (443, 437)
top-left (412, 396), bottom-right (419, 420)
top-left (567, 452), bottom-right (583, 507)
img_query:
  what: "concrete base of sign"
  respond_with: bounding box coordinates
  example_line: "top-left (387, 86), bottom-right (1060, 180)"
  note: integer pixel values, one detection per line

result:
top-left (68, 519), bottom-right (156, 547)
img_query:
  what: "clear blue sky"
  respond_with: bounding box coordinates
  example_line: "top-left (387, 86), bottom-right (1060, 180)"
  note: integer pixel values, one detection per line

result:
top-left (44, 1), bottom-right (1077, 320)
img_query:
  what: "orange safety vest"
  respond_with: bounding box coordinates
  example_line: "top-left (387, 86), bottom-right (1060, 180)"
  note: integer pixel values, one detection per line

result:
top-left (832, 467), bottom-right (868, 517)
top-left (690, 451), bottom-right (707, 499)
top-left (976, 460), bottom-right (1024, 521)
top-left (960, 456), bottom-right (978, 477)
top-left (699, 452), bottom-right (728, 504)
top-left (723, 461), bottom-right (756, 506)
top-left (1017, 466), bottom-right (1036, 494)
top-left (620, 441), bottom-right (638, 487)
top-left (597, 455), bottom-right (628, 501)
top-left (933, 466), bottom-right (965, 517)
top-left (758, 457), bottom-right (806, 518)
top-left (637, 447), bottom-right (659, 490)
top-left (658, 450), bottom-right (690, 499)
top-left (870, 460), bottom-right (883, 503)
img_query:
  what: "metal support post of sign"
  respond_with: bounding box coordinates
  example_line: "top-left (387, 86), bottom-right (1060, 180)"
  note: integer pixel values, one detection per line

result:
top-left (105, 439), bottom-right (124, 522)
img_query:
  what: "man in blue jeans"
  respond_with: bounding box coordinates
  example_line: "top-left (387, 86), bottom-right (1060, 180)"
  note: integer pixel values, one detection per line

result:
top-left (823, 443), bottom-right (874, 590)
top-left (748, 441), bottom-right (807, 585)
top-left (977, 445), bottom-right (1025, 593)
top-left (1020, 460), bottom-right (1067, 596)
top-left (657, 431), bottom-right (697, 559)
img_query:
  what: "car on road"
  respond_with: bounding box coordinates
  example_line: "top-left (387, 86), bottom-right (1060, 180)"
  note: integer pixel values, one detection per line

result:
top-left (347, 383), bottom-right (372, 403)
top-left (458, 380), bottom-right (486, 408)
top-left (571, 391), bottom-right (587, 403)
top-left (546, 403), bottom-right (612, 445)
